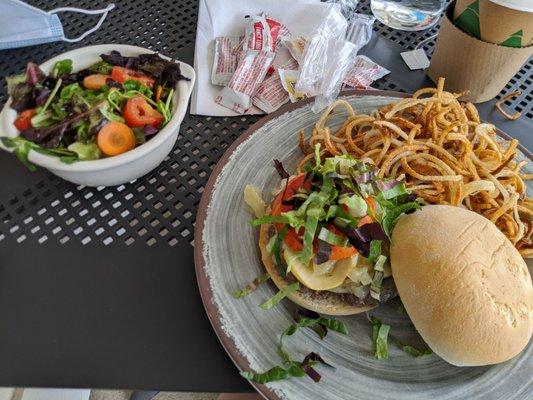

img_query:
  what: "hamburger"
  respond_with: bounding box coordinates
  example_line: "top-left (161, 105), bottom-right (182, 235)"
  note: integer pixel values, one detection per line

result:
top-left (248, 148), bottom-right (420, 315)
top-left (391, 205), bottom-right (533, 366)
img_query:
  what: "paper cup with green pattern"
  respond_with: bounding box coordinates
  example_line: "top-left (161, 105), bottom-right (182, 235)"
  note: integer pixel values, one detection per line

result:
top-left (454, 0), bottom-right (533, 48)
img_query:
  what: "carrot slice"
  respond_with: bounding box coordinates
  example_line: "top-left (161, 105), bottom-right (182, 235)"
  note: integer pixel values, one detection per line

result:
top-left (366, 197), bottom-right (377, 216)
top-left (83, 74), bottom-right (110, 90)
top-left (97, 121), bottom-right (136, 156)
top-left (358, 215), bottom-right (373, 227)
top-left (330, 245), bottom-right (357, 260)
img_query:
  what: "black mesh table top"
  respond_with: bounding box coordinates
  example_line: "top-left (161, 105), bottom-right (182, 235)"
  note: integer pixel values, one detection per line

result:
top-left (0, 0), bottom-right (531, 393)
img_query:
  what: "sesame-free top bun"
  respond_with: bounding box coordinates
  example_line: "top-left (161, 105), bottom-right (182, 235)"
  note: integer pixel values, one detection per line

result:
top-left (390, 205), bottom-right (532, 366)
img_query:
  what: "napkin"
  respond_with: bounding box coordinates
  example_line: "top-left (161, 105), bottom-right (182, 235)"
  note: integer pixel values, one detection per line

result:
top-left (191, 0), bottom-right (330, 116)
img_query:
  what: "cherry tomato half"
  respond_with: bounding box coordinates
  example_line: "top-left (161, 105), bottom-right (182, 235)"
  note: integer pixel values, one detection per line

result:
top-left (111, 66), bottom-right (155, 88)
top-left (123, 96), bottom-right (164, 128)
top-left (14, 109), bottom-right (36, 131)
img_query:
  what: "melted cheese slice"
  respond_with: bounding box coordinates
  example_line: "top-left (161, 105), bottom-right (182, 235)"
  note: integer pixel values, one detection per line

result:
top-left (284, 247), bottom-right (358, 291)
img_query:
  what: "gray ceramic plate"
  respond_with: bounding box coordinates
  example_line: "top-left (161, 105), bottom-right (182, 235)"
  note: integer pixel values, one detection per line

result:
top-left (194, 91), bottom-right (532, 400)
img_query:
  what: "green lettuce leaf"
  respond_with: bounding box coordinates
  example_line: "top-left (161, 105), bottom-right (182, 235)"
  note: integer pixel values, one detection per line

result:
top-left (52, 59), bottom-right (73, 78)
top-left (371, 317), bottom-right (390, 360)
top-left (338, 193), bottom-right (367, 217)
top-left (240, 365), bottom-right (299, 383)
top-left (390, 336), bottom-right (432, 357)
top-left (88, 61), bottom-right (114, 75)
top-left (381, 202), bottom-right (420, 237)
top-left (260, 282), bottom-right (299, 310)
top-left (367, 240), bottom-right (383, 263)
top-left (380, 183), bottom-right (408, 200)
top-left (279, 316), bottom-right (348, 362)
top-left (67, 142), bottom-right (101, 161)
top-left (272, 226), bottom-right (288, 274)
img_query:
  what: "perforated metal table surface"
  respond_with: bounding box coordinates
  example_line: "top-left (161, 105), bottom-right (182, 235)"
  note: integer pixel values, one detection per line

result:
top-left (0, 0), bottom-right (531, 393)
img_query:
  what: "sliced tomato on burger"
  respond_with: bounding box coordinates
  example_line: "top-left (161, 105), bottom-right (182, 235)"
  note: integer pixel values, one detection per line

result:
top-left (272, 174), bottom-right (310, 215)
top-left (111, 66), bottom-right (155, 88)
top-left (14, 109), bottom-right (36, 131)
top-left (123, 96), bottom-right (164, 128)
top-left (282, 173), bottom-right (311, 201)
top-left (284, 228), bottom-right (303, 251)
top-left (270, 173), bottom-right (311, 249)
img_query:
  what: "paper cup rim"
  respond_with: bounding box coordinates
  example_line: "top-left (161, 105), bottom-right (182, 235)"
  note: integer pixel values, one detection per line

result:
top-left (489, 0), bottom-right (533, 13)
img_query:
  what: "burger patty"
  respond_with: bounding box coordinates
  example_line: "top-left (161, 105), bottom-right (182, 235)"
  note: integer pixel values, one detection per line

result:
top-left (265, 225), bottom-right (398, 308)
top-left (285, 273), bottom-right (398, 308)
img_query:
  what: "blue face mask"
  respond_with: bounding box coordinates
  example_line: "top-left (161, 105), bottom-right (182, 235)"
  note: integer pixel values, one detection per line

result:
top-left (0, 0), bottom-right (115, 50)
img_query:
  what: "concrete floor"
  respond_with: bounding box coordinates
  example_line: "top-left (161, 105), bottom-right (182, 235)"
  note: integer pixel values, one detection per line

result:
top-left (90, 392), bottom-right (219, 400)
top-left (0, 390), bottom-right (220, 400)
top-left (0, 390), bottom-right (262, 400)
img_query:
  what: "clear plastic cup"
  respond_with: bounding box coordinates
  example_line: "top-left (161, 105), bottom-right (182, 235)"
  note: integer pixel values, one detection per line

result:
top-left (370, 0), bottom-right (447, 31)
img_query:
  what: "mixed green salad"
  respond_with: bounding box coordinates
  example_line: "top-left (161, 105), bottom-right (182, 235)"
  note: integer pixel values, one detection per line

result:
top-left (2, 51), bottom-right (189, 170)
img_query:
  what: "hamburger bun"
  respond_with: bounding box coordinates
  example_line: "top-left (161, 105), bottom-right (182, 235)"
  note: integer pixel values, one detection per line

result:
top-left (391, 205), bottom-right (532, 366)
top-left (259, 223), bottom-right (375, 315)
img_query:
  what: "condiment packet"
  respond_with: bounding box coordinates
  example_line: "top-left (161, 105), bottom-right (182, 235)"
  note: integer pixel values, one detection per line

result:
top-left (343, 55), bottom-right (390, 89)
top-left (211, 36), bottom-right (244, 86)
top-left (273, 17), bottom-right (291, 49)
top-left (279, 68), bottom-right (315, 103)
top-left (282, 36), bottom-right (307, 64)
top-left (246, 13), bottom-right (282, 52)
top-left (252, 58), bottom-right (299, 113)
top-left (215, 13), bottom-right (280, 114)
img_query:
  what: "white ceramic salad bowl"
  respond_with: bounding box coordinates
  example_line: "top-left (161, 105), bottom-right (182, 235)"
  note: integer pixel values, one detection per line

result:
top-left (0, 44), bottom-right (195, 187)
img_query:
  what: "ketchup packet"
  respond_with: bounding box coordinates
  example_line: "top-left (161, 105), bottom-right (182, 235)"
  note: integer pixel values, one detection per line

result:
top-left (215, 14), bottom-right (284, 114)
top-left (252, 58), bottom-right (298, 113)
top-left (211, 36), bottom-right (244, 86)
top-left (343, 55), bottom-right (390, 89)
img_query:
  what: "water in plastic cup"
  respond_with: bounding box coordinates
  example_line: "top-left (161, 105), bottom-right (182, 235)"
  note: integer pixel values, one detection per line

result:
top-left (370, 0), bottom-right (447, 31)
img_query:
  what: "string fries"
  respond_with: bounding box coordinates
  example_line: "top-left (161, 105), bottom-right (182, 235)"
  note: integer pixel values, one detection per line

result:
top-left (299, 78), bottom-right (532, 257)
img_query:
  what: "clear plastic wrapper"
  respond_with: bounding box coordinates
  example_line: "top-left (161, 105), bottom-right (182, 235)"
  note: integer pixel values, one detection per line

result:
top-left (296, 4), bottom-right (347, 97)
top-left (282, 36), bottom-right (307, 64)
top-left (296, 5), bottom-right (377, 113)
top-left (312, 40), bottom-right (356, 111)
top-left (327, 0), bottom-right (359, 20)
top-left (345, 13), bottom-right (375, 47)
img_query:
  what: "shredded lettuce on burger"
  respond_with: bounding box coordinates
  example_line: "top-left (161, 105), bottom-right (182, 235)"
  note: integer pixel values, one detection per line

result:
top-left (250, 144), bottom-right (421, 302)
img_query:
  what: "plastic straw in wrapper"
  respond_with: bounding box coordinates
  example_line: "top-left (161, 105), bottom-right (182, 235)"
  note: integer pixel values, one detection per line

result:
top-left (252, 58), bottom-right (298, 113)
top-left (211, 36), bottom-right (244, 86)
top-left (343, 55), bottom-right (390, 89)
top-left (215, 14), bottom-right (282, 114)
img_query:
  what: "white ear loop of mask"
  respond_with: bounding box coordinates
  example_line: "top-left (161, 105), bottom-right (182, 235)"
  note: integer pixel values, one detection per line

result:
top-left (414, 33), bottom-right (439, 50)
top-left (48, 3), bottom-right (116, 43)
